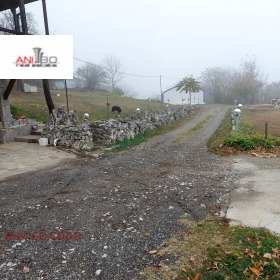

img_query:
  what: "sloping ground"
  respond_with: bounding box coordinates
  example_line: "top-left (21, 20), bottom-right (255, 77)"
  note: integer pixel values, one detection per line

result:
top-left (0, 105), bottom-right (238, 279)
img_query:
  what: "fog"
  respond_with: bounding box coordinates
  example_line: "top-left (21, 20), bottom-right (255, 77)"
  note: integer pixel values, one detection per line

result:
top-left (28, 0), bottom-right (280, 102)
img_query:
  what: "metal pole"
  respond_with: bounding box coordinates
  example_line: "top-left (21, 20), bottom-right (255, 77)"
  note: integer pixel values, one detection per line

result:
top-left (64, 79), bottom-right (69, 113)
top-left (265, 122), bottom-right (268, 140)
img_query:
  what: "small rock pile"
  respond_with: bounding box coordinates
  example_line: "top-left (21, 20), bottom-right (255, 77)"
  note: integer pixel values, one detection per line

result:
top-left (42, 105), bottom-right (197, 150)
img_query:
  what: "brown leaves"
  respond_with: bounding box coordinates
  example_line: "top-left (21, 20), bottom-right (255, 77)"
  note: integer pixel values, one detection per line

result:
top-left (148, 250), bottom-right (157, 255)
top-left (244, 247), bottom-right (255, 259)
top-left (272, 247), bottom-right (280, 259)
top-left (189, 272), bottom-right (200, 280)
top-left (249, 267), bottom-right (262, 276)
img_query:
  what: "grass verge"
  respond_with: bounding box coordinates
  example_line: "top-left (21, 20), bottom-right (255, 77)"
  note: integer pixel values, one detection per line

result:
top-left (140, 217), bottom-right (280, 280)
top-left (108, 110), bottom-right (203, 153)
top-left (207, 108), bottom-right (280, 155)
top-left (174, 112), bottom-right (216, 143)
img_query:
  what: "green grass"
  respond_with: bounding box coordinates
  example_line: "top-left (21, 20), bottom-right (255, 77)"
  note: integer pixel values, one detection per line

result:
top-left (207, 108), bottom-right (280, 153)
top-left (107, 111), bottom-right (200, 153)
top-left (174, 112), bottom-right (215, 142)
top-left (140, 217), bottom-right (280, 280)
top-left (207, 109), bottom-right (232, 154)
top-left (9, 88), bottom-right (164, 123)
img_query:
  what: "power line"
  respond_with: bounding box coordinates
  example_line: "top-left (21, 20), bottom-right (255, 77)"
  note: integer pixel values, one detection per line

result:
top-left (161, 75), bottom-right (181, 80)
top-left (73, 57), bottom-right (183, 80)
top-left (73, 57), bottom-right (159, 78)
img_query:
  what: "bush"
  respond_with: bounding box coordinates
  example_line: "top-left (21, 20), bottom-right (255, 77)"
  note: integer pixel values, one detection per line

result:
top-left (223, 135), bottom-right (255, 150)
top-left (250, 133), bottom-right (273, 149)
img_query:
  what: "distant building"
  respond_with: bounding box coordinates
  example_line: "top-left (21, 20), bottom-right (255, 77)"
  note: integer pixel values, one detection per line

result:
top-left (52, 77), bottom-right (86, 89)
top-left (164, 87), bottom-right (205, 105)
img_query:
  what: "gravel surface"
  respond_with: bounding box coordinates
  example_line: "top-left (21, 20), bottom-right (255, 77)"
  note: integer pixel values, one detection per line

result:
top-left (0, 105), bottom-right (238, 280)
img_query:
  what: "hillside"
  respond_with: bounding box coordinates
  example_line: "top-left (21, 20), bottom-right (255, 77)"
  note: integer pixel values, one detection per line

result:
top-left (9, 88), bottom-right (163, 123)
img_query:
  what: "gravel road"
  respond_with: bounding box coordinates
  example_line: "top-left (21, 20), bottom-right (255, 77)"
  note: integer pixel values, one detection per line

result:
top-left (0, 105), bottom-right (237, 280)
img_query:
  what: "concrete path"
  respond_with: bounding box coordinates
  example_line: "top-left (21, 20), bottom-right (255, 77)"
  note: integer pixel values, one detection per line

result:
top-left (0, 142), bottom-right (78, 182)
top-left (226, 154), bottom-right (280, 235)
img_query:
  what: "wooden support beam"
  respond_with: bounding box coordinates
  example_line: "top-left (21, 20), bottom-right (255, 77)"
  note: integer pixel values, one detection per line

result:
top-left (3, 80), bottom-right (16, 100)
top-left (42, 0), bottom-right (49, 35)
top-left (42, 79), bottom-right (55, 114)
top-left (0, 26), bottom-right (27, 35)
top-left (18, 0), bottom-right (28, 34)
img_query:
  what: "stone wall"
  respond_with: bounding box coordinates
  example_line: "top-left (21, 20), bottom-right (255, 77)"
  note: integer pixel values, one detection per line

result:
top-left (42, 105), bottom-right (199, 150)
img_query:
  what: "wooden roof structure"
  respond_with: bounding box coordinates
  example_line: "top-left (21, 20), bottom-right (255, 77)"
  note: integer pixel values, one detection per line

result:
top-left (0, 0), bottom-right (55, 115)
top-left (0, 0), bottom-right (38, 12)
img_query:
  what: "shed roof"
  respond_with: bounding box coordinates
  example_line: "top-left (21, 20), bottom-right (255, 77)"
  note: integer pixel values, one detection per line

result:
top-left (0, 0), bottom-right (38, 12)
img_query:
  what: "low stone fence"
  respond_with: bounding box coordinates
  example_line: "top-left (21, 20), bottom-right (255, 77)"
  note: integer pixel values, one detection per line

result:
top-left (42, 106), bottom-right (199, 150)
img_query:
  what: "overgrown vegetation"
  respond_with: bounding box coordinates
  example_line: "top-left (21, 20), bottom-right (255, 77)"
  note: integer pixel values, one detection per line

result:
top-left (207, 109), bottom-right (232, 154)
top-left (208, 106), bottom-right (280, 154)
top-left (140, 217), bottom-right (280, 280)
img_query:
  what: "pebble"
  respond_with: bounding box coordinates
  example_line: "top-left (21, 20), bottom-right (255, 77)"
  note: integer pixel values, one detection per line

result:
top-left (22, 266), bottom-right (30, 273)
top-left (95, 269), bottom-right (102, 276)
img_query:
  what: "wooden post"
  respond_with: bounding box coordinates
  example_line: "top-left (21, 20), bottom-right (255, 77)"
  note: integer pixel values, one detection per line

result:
top-left (3, 80), bottom-right (16, 100)
top-left (265, 122), bottom-right (268, 140)
top-left (64, 80), bottom-right (69, 113)
top-left (107, 99), bottom-right (110, 120)
top-left (42, 0), bottom-right (50, 35)
top-left (42, 80), bottom-right (55, 114)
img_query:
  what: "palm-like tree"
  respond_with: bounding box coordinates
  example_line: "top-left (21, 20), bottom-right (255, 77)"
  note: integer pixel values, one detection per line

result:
top-left (176, 76), bottom-right (201, 106)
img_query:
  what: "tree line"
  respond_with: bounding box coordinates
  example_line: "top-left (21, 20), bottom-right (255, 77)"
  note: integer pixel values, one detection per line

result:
top-left (1, 9), bottom-right (279, 104)
top-left (200, 57), bottom-right (280, 105)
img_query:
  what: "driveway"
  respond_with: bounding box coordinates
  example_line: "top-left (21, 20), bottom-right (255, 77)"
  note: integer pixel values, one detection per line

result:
top-left (0, 105), bottom-right (279, 280)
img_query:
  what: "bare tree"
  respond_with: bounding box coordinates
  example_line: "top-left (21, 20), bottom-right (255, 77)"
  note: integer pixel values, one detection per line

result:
top-left (262, 82), bottom-right (280, 103)
top-left (231, 57), bottom-right (266, 104)
top-left (75, 64), bottom-right (106, 90)
top-left (201, 67), bottom-right (235, 104)
top-left (102, 54), bottom-right (123, 93)
top-left (0, 10), bottom-right (39, 35)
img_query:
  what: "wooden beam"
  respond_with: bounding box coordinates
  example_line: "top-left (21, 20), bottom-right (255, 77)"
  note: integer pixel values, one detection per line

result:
top-left (42, 79), bottom-right (55, 114)
top-left (18, 0), bottom-right (28, 34)
top-left (3, 80), bottom-right (16, 100)
top-left (0, 26), bottom-right (27, 35)
top-left (42, 0), bottom-right (49, 35)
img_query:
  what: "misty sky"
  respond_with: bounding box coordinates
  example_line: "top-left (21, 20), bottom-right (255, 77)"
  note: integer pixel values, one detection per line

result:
top-left (28, 0), bottom-right (280, 101)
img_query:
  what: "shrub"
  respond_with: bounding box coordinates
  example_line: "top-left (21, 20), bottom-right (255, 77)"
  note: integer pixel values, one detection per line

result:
top-left (223, 135), bottom-right (255, 150)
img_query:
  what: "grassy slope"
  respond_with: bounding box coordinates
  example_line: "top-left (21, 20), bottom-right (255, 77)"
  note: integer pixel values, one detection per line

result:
top-left (9, 88), bottom-right (163, 122)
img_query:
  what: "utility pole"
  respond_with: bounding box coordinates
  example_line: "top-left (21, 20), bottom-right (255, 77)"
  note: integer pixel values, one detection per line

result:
top-left (160, 75), bottom-right (163, 109)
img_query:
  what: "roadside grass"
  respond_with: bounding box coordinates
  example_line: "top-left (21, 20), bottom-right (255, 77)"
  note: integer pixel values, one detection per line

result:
top-left (140, 217), bottom-right (280, 280)
top-left (9, 88), bottom-right (163, 122)
top-left (208, 105), bottom-right (280, 154)
top-left (174, 112), bottom-right (216, 143)
top-left (109, 109), bottom-right (203, 153)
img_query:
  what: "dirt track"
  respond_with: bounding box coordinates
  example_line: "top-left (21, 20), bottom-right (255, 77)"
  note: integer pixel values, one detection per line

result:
top-left (0, 105), bottom-right (237, 279)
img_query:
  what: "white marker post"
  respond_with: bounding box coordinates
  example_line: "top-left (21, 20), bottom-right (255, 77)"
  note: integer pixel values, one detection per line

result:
top-left (234, 108), bottom-right (241, 135)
